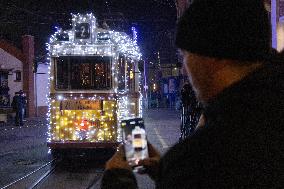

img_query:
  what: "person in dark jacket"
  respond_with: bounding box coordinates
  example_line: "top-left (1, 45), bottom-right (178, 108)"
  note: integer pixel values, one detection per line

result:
top-left (101, 0), bottom-right (284, 188)
top-left (181, 81), bottom-right (194, 107)
top-left (11, 91), bottom-right (25, 126)
top-left (19, 91), bottom-right (27, 119)
top-left (180, 81), bottom-right (202, 138)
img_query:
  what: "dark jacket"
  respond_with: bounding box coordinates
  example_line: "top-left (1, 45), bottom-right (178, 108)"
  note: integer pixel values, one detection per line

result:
top-left (181, 83), bottom-right (195, 106)
top-left (102, 63), bottom-right (284, 188)
top-left (11, 95), bottom-right (25, 110)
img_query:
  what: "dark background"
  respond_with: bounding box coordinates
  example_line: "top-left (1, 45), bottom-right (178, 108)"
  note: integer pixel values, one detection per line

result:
top-left (0, 0), bottom-right (177, 64)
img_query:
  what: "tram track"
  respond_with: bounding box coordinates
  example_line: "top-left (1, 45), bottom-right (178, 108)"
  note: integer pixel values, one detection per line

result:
top-left (33, 159), bottom-right (105, 189)
top-left (1, 157), bottom-right (104, 189)
top-left (29, 165), bottom-right (56, 189)
top-left (0, 159), bottom-right (56, 189)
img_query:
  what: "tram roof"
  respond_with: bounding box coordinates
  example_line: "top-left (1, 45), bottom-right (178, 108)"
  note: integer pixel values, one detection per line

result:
top-left (47, 13), bottom-right (141, 60)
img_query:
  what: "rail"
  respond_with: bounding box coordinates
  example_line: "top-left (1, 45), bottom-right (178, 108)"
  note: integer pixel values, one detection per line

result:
top-left (0, 159), bottom-right (56, 189)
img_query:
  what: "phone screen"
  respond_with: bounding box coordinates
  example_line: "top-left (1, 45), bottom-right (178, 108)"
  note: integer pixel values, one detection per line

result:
top-left (121, 118), bottom-right (149, 167)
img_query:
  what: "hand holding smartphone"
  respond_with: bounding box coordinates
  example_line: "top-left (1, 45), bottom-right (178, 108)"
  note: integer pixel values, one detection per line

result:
top-left (121, 118), bottom-right (149, 170)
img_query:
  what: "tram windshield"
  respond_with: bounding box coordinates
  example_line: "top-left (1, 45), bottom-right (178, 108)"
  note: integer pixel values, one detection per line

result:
top-left (55, 56), bottom-right (112, 90)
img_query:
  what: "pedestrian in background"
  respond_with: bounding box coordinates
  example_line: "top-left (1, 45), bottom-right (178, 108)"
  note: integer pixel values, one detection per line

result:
top-left (180, 81), bottom-right (202, 139)
top-left (180, 80), bottom-right (200, 112)
top-left (169, 92), bottom-right (176, 108)
top-left (20, 91), bottom-right (27, 120)
top-left (101, 0), bottom-right (284, 188)
top-left (11, 91), bottom-right (25, 126)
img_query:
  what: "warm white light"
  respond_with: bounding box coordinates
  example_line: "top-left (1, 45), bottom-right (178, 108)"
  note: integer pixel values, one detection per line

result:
top-left (46, 13), bottom-right (143, 144)
top-left (57, 95), bottom-right (63, 100)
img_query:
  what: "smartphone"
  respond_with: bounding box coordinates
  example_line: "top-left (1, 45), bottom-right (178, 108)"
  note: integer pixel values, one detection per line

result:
top-left (121, 118), bottom-right (149, 169)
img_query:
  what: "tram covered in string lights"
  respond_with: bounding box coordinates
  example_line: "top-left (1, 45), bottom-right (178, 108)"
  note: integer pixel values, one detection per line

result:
top-left (46, 13), bottom-right (142, 154)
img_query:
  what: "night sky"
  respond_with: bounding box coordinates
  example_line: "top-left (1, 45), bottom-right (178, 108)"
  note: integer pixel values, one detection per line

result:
top-left (0, 0), bottom-right (177, 63)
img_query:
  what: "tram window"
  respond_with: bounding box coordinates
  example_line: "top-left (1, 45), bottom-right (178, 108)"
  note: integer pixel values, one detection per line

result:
top-left (117, 55), bottom-right (126, 91)
top-left (56, 57), bottom-right (69, 89)
top-left (56, 56), bottom-right (112, 90)
top-left (117, 55), bottom-right (137, 92)
top-left (128, 63), bottom-right (135, 92)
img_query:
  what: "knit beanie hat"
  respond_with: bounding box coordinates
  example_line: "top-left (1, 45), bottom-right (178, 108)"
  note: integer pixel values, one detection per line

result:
top-left (175, 0), bottom-right (272, 61)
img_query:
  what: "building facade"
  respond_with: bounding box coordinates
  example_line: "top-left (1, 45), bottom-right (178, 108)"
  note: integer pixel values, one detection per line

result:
top-left (0, 40), bottom-right (25, 107)
top-left (36, 63), bottom-right (49, 116)
top-left (0, 35), bottom-right (37, 118)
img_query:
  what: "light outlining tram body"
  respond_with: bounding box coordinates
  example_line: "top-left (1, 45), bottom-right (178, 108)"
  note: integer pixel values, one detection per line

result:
top-left (46, 13), bottom-right (142, 153)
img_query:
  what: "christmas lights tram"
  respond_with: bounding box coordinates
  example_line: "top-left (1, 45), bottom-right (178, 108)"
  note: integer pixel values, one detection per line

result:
top-left (47, 13), bottom-right (142, 156)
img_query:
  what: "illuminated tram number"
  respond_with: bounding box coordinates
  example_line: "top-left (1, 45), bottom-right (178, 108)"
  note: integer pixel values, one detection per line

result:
top-left (75, 23), bottom-right (90, 39)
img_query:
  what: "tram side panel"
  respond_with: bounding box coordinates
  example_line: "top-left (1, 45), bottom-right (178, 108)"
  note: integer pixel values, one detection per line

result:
top-left (48, 98), bottom-right (119, 149)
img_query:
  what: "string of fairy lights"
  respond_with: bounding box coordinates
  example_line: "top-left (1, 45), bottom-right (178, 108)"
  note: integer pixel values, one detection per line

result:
top-left (46, 13), bottom-right (143, 144)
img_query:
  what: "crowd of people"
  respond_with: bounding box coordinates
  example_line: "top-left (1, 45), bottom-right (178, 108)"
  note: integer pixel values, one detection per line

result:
top-left (101, 0), bottom-right (283, 188)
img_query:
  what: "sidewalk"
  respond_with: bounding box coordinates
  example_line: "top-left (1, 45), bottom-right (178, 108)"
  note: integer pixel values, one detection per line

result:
top-left (143, 108), bottom-right (181, 154)
top-left (0, 116), bottom-right (48, 155)
top-left (0, 116), bottom-right (47, 131)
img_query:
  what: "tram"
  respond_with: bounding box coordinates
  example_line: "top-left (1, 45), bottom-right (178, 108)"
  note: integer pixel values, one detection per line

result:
top-left (46, 13), bottom-right (142, 155)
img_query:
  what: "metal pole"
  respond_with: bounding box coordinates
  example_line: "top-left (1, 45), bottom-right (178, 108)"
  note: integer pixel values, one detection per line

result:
top-left (34, 73), bottom-right (38, 117)
top-left (271, 0), bottom-right (278, 49)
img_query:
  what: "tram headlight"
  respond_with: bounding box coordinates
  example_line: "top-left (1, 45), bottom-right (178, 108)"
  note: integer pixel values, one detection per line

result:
top-left (57, 95), bottom-right (63, 100)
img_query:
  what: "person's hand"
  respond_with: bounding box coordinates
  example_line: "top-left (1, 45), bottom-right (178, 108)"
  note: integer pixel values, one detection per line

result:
top-left (105, 144), bottom-right (132, 171)
top-left (137, 143), bottom-right (161, 180)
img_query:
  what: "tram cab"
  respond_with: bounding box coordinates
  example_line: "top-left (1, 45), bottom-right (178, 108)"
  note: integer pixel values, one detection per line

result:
top-left (47, 13), bottom-right (142, 153)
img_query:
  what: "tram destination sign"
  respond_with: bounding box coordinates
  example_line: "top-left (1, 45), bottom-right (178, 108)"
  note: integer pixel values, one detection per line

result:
top-left (60, 100), bottom-right (101, 110)
top-left (75, 23), bottom-right (91, 39)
